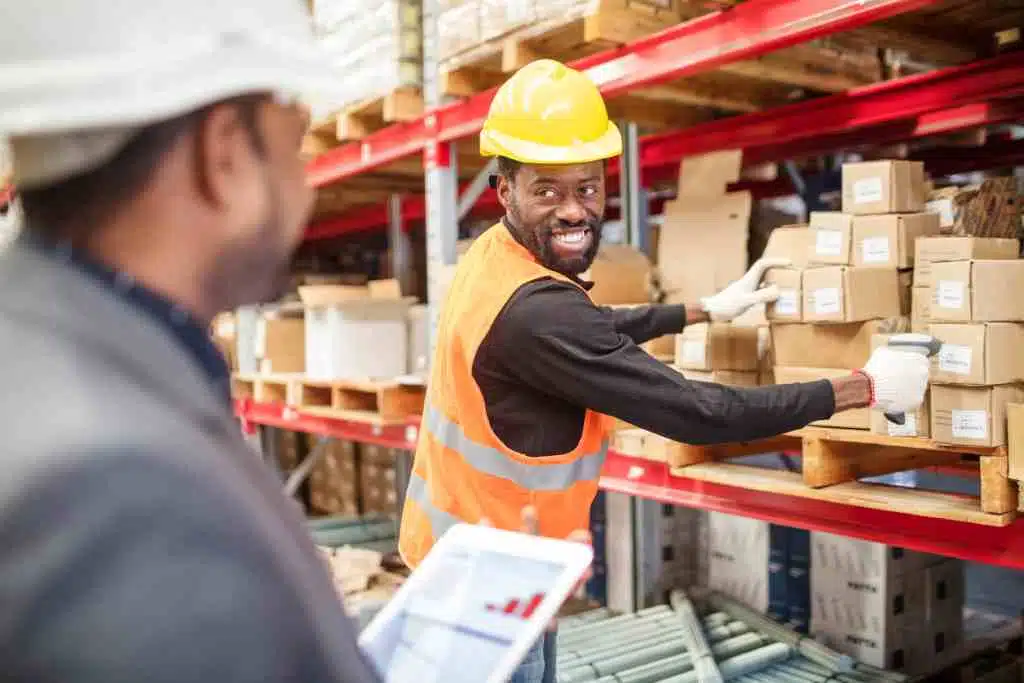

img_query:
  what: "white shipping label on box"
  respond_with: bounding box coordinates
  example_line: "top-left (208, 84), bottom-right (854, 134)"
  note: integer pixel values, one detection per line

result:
top-left (861, 237), bottom-right (891, 264)
top-left (951, 410), bottom-right (988, 441)
top-left (813, 287), bottom-right (841, 314)
top-left (938, 344), bottom-right (972, 375)
top-left (775, 290), bottom-right (799, 315)
top-left (888, 413), bottom-right (918, 437)
top-left (681, 339), bottom-right (707, 366)
top-left (854, 176), bottom-right (884, 204)
top-left (936, 281), bottom-right (965, 310)
top-left (815, 229), bottom-right (844, 256)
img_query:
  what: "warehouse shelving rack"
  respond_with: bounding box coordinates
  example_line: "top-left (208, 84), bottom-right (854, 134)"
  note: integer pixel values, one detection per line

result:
top-left (4, 0), bottom-right (1023, 599)
top-left (236, 400), bottom-right (1024, 573)
top-left (230, 0), bottom-right (1024, 601)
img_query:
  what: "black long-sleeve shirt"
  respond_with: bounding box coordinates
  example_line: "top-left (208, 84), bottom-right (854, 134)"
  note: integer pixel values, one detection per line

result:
top-left (473, 277), bottom-right (836, 456)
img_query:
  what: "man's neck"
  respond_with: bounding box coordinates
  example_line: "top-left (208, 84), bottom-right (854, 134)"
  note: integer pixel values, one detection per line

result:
top-left (28, 220), bottom-right (216, 325)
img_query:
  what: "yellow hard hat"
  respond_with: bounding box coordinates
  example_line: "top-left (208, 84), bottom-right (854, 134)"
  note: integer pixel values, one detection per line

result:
top-left (480, 59), bottom-right (622, 165)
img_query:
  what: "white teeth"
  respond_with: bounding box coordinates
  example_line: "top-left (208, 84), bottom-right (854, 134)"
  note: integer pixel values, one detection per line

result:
top-left (555, 230), bottom-right (587, 245)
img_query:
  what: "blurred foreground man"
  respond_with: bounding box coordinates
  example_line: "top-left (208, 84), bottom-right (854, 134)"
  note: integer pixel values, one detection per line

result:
top-left (0, 1), bottom-right (384, 681)
top-left (398, 59), bottom-right (930, 683)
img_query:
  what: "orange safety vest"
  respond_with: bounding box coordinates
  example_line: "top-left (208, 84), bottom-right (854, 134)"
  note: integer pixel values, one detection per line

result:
top-left (398, 223), bottom-right (613, 568)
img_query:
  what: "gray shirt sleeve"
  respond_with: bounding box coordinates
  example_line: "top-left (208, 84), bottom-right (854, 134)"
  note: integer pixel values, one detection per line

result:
top-left (0, 448), bottom-right (381, 683)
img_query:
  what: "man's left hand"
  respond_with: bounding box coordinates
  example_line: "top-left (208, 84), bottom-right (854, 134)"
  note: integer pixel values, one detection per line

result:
top-left (699, 257), bottom-right (791, 322)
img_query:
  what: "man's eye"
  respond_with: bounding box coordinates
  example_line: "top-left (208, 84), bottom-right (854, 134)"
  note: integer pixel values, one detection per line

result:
top-left (537, 188), bottom-right (558, 199)
top-left (580, 186), bottom-right (598, 197)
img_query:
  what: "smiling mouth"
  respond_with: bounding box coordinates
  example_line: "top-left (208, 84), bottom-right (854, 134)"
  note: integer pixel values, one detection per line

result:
top-left (551, 227), bottom-right (591, 247)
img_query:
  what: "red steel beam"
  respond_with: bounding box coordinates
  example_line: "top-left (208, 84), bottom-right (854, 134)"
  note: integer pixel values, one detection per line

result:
top-left (306, 54), bottom-right (1024, 240)
top-left (637, 50), bottom-right (1024, 169)
top-left (306, 0), bottom-right (940, 187)
top-left (601, 453), bottom-right (1024, 570)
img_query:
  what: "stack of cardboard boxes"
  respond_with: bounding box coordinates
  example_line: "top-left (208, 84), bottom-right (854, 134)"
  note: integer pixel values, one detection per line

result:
top-left (765, 160), bottom-right (942, 433)
top-left (810, 531), bottom-right (964, 675)
top-left (673, 322), bottom-right (770, 387)
top-left (918, 235), bottom-right (1024, 447)
top-left (699, 514), bottom-right (967, 675)
top-left (308, 440), bottom-right (400, 518)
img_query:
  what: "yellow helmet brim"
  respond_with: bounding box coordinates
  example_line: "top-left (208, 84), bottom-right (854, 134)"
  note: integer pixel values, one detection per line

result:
top-left (480, 120), bottom-right (622, 165)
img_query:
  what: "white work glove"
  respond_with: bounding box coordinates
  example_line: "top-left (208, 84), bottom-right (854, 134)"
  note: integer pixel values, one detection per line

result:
top-left (860, 347), bottom-right (930, 414)
top-left (700, 257), bottom-right (792, 322)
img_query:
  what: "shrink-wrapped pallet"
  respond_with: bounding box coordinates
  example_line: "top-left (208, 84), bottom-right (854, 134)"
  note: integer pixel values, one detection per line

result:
top-left (309, 0), bottom-right (422, 118)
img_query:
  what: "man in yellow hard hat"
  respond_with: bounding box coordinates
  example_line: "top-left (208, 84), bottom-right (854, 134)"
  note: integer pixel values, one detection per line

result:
top-left (400, 59), bottom-right (929, 683)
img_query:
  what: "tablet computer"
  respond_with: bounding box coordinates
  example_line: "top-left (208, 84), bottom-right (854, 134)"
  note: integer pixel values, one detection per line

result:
top-left (358, 523), bottom-right (592, 683)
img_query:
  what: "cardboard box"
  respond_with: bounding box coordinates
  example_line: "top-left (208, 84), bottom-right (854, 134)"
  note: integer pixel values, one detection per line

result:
top-left (802, 266), bottom-right (901, 323)
top-left (764, 268), bottom-right (802, 321)
top-left (852, 213), bottom-right (941, 268)
top-left (659, 192), bottom-right (752, 302)
top-left (675, 323), bottom-right (760, 371)
top-left (763, 225), bottom-right (813, 268)
top-left (705, 512), bottom-right (770, 612)
top-left (842, 160), bottom-right (926, 215)
top-left (924, 559), bottom-right (965, 624)
top-left (929, 260), bottom-right (1024, 322)
top-left (676, 149), bottom-right (742, 197)
top-left (814, 627), bottom-right (914, 673)
top-left (256, 316), bottom-right (305, 374)
top-left (771, 320), bottom-right (898, 369)
top-left (808, 212), bottom-right (854, 265)
top-left (913, 236), bottom-right (1019, 287)
top-left (931, 384), bottom-right (1024, 447)
top-left (642, 333), bottom-right (675, 360)
top-left (811, 531), bottom-right (934, 580)
top-left (585, 244), bottom-right (652, 305)
top-left (912, 287), bottom-right (930, 328)
top-left (773, 366), bottom-right (869, 429)
top-left (676, 368), bottom-right (760, 387)
top-left (870, 397), bottom-right (930, 438)
top-left (928, 323), bottom-right (1024, 385)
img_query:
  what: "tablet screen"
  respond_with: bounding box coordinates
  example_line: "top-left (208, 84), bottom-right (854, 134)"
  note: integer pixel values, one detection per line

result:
top-left (360, 544), bottom-right (565, 683)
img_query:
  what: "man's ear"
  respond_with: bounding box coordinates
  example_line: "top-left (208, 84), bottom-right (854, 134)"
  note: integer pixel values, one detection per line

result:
top-left (495, 175), bottom-right (512, 211)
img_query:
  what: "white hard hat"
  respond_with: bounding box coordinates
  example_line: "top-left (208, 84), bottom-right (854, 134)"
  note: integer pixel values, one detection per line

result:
top-left (1, 0), bottom-right (342, 186)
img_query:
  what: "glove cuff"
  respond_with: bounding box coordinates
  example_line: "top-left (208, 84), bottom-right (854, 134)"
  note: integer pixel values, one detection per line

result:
top-left (852, 369), bottom-right (875, 407)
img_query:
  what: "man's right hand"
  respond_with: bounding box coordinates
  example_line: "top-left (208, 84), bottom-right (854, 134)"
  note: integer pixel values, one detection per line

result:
top-left (858, 347), bottom-right (930, 414)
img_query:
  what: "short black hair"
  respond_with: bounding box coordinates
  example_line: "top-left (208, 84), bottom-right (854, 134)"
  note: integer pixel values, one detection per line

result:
top-left (19, 94), bottom-right (267, 243)
top-left (497, 156), bottom-right (521, 183)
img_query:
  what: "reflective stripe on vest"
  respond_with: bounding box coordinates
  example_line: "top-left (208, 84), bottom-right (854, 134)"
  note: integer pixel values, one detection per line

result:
top-left (422, 401), bottom-right (609, 491)
top-left (405, 471), bottom-right (460, 540)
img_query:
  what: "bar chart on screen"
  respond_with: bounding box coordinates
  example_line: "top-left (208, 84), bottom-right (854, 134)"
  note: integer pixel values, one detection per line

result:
top-left (484, 593), bottom-right (546, 619)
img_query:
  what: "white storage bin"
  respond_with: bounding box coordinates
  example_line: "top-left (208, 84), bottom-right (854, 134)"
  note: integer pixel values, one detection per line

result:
top-left (305, 299), bottom-right (414, 381)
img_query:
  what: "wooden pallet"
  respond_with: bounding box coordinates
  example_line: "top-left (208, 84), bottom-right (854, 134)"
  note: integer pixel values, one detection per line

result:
top-left (438, 4), bottom-right (881, 130)
top-left (232, 373), bottom-right (302, 405)
top-left (641, 426), bottom-right (1018, 523)
top-left (296, 378), bottom-right (426, 425)
top-left (309, 87), bottom-right (424, 145)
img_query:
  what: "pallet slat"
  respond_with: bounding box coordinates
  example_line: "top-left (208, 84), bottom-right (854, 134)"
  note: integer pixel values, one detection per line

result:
top-left (674, 462), bottom-right (1015, 527)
